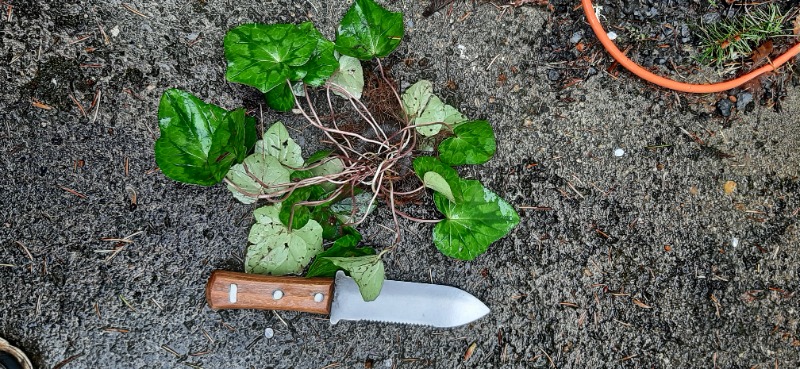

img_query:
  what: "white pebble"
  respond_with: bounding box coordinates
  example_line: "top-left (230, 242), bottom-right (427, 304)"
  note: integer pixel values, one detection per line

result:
top-left (732, 237), bottom-right (739, 248)
top-left (607, 31), bottom-right (617, 41)
top-left (383, 359), bottom-right (393, 367)
top-left (110, 26), bottom-right (120, 37)
top-left (614, 148), bottom-right (625, 157)
top-left (457, 44), bottom-right (467, 59)
top-left (264, 327), bottom-right (274, 338)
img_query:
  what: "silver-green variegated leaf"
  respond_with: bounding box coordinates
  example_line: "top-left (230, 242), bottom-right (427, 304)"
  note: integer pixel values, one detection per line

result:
top-left (326, 254), bottom-right (385, 301)
top-left (246, 204), bottom-right (324, 275)
top-left (310, 157), bottom-right (345, 191)
top-left (331, 191), bottom-right (376, 224)
top-left (400, 80), bottom-right (466, 137)
top-left (225, 154), bottom-right (292, 204)
top-left (401, 80), bottom-right (432, 120)
top-left (414, 96), bottom-right (466, 137)
top-left (329, 54), bottom-right (364, 100)
top-left (255, 121), bottom-right (304, 168)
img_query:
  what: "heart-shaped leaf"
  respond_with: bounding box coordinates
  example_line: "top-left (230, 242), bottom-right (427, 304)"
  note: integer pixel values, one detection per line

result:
top-left (326, 254), bottom-right (385, 301)
top-left (224, 24), bottom-right (317, 93)
top-left (155, 89), bottom-right (255, 186)
top-left (246, 204), bottom-right (323, 275)
top-left (432, 179), bottom-right (519, 260)
top-left (329, 54), bottom-right (364, 100)
top-left (296, 22), bottom-right (340, 87)
top-left (255, 121), bottom-right (304, 168)
top-left (438, 120), bottom-right (496, 165)
top-left (335, 0), bottom-right (404, 60)
top-left (225, 154), bottom-right (292, 204)
top-left (400, 80), bottom-right (466, 137)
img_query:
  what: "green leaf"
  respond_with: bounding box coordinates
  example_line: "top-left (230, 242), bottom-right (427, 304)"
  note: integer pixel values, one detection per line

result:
top-left (331, 191), bottom-right (377, 224)
top-left (438, 120), bottom-right (496, 165)
top-left (412, 156), bottom-right (463, 200)
top-left (335, 0), bottom-right (404, 60)
top-left (255, 121), bottom-right (304, 168)
top-left (414, 96), bottom-right (466, 137)
top-left (432, 180), bottom-right (519, 260)
top-left (243, 116), bottom-right (258, 158)
top-left (155, 89), bottom-right (250, 186)
top-left (306, 228), bottom-right (374, 277)
top-left (311, 207), bottom-right (343, 240)
top-left (265, 81), bottom-right (295, 112)
top-left (401, 80), bottom-right (433, 120)
top-left (246, 204), bottom-right (324, 275)
top-left (333, 227), bottom-right (362, 248)
top-left (329, 54), bottom-right (364, 100)
top-left (296, 22), bottom-right (340, 87)
top-left (224, 24), bottom-right (317, 93)
top-left (306, 150), bottom-right (333, 164)
top-left (225, 154), bottom-right (292, 204)
top-left (326, 254), bottom-right (385, 301)
top-left (278, 187), bottom-right (313, 230)
top-left (423, 172), bottom-right (455, 203)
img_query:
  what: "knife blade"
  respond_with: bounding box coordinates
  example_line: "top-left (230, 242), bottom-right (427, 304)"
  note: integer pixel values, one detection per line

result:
top-left (206, 270), bottom-right (490, 328)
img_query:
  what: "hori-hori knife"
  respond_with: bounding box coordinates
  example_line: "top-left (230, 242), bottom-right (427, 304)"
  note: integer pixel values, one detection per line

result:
top-left (206, 270), bottom-right (490, 327)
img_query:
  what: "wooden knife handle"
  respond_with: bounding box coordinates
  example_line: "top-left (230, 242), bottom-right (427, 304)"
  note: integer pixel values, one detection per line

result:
top-left (205, 270), bottom-right (334, 315)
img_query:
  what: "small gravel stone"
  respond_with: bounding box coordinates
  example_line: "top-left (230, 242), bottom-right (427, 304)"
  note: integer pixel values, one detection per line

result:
top-left (264, 328), bottom-right (274, 338)
top-left (680, 24), bottom-right (690, 38)
top-left (717, 98), bottom-right (733, 117)
top-left (736, 92), bottom-right (753, 111)
top-left (702, 12), bottom-right (721, 24)
top-left (547, 69), bottom-right (560, 81)
top-left (614, 148), bottom-right (625, 157)
top-left (570, 31), bottom-right (583, 44)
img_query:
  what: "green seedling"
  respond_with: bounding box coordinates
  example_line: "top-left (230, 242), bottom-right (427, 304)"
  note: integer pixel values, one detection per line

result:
top-left (154, 0), bottom-right (519, 301)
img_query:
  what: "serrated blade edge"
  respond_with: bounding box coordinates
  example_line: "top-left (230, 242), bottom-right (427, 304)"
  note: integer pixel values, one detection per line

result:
top-left (329, 271), bottom-right (490, 327)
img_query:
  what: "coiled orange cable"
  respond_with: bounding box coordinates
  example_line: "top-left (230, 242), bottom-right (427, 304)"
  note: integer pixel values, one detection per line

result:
top-left (581, 0), bottom-right (800, 93)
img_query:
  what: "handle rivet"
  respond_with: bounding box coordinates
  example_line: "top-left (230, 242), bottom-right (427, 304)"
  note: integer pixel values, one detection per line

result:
top-left (313, 293), bottom-right (324, 302)
top-left (272, 290), bottom-right (284, 300)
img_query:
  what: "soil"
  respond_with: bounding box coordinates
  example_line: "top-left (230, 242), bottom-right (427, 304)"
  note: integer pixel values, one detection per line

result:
top-left (1, 0), bottom-right (799, 368)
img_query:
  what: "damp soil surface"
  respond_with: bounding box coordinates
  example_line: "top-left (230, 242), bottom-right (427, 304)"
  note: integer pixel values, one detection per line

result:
top-left (1, 1), bottom-right (800, 368)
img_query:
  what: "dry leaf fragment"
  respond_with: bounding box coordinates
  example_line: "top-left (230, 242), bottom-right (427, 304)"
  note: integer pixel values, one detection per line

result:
top-left (632, 298), bottom-right (652, 309)
top-left (793, 14), bottom-right (800, 37)
top-left (723, 180), bottom-right (736, 194)
top-left (463, 342), bottom-right (477, 361)
top-left (751, 40), bottom-right (773, 63)
top-left (31, 99), bottom-right (53, 110)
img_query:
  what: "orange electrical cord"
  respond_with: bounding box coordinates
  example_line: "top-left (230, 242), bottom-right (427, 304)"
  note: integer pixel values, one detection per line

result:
top-left (581, 0), bottom-right (800, 93)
